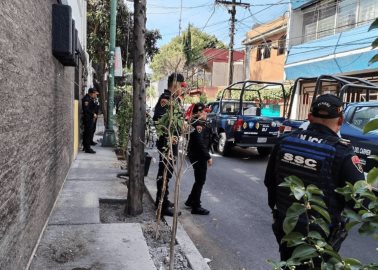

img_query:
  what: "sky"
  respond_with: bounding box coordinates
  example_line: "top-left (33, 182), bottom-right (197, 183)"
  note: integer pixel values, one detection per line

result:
top-left (125, 0), bottom-right (289, 50)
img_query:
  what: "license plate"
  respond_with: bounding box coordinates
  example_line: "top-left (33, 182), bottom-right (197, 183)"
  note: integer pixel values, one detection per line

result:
top-left (257, 137), bottom-right (267, 143)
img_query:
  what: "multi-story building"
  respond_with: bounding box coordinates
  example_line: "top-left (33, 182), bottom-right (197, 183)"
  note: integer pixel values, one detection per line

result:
top-left (0, 1), bottom-right (87, 269)
top-left (243, 15), bottom-right (288, 82)
top-left (285, 0), bottom-right (378, 81)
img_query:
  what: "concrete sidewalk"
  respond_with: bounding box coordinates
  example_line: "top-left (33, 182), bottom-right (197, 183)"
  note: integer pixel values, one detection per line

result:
top-left (29, 127), bottom-right (156, 270)
top-left (28, 122), bottom-right (210, 270)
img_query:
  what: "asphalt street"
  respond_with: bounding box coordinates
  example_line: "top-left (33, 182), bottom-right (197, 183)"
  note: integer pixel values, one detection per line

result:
top-left (175, 147), bottom-right (377, 270)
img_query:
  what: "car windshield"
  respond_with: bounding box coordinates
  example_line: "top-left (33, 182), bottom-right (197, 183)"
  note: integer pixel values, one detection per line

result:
top-left (351, 106), bottom-right (378, 130)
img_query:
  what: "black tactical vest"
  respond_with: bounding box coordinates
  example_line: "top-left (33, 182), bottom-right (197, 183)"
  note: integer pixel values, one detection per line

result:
top-left (275, 130), bottom-right (342, 224)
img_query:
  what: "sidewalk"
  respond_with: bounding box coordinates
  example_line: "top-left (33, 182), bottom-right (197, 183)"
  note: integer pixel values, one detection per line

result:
top-left (28, 122), bottom-right (210, 270)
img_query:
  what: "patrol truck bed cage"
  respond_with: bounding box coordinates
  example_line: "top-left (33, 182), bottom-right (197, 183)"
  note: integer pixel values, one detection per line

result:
top-left (220, 80), bottom-right (288, 117)
top-left (287, 75), bottom-right (378, 120)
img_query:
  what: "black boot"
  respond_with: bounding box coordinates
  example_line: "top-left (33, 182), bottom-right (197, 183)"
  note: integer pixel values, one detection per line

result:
top-left (191, 206), bottom-right (209, 215)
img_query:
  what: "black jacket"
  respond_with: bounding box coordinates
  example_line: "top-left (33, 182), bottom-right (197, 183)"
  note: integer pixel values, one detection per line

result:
top-left (82, 94), bottom-right (96, 120)
top-left (187, 121), bottom-right (211, 161)
top-left (264, 123), bottom-right (365, 219)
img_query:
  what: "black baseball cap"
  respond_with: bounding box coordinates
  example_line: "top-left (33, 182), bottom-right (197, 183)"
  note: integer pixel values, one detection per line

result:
top-left (192, 102), bottom-right (210, 114)
top-left (310, 94), bottom-right (343, 119)
top-left (88, 88), bottom-right (98, 94)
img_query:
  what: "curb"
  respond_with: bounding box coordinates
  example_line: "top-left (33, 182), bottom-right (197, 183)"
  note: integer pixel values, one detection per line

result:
top-left (143, 155), bottom-right (211, 270)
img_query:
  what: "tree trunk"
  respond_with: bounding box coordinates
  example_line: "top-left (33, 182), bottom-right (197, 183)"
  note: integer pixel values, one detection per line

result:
top-left (126, 0), bottom-right (146, 216)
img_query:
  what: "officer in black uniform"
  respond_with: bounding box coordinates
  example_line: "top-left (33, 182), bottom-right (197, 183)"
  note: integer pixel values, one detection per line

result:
top-left (91, 89), bottom-right (100, 145)
top-left (264, 94), bottom-right (365, 266)
top-left (153, 73), bottom-right (187, 216)
top-left (185, 102), bottom-right (213, 215)
top-left (82, 88), bottom-right (97, 154)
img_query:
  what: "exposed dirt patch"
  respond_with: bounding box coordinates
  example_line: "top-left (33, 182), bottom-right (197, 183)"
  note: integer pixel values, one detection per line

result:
top-left (99, 195), bottom-right (192, 270)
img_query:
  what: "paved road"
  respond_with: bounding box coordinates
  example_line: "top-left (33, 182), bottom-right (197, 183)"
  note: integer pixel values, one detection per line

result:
top-left (176, 147), bottom-right (377, 270)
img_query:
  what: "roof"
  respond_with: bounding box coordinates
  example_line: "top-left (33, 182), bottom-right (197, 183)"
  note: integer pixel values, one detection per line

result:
top-left (203, 48), bottom-right (244, 64)
top-left (244, 16), bottom-right (287, 44)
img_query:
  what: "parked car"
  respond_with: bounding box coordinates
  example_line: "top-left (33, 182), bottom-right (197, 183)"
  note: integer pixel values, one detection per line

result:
top-left (341, 102), bottom-right (378, 173)
top-left (281, 75), bottom-right (378, 176)
top-left (206, 80), bottom-right (288, 156)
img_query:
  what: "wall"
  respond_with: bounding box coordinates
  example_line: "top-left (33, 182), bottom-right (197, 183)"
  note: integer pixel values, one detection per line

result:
top-left (0, 1), bottom-right (76, 269)
top-left (212, 61), bottom-right (245, 86)
top-left (248, 31), bottom-right (286, 82)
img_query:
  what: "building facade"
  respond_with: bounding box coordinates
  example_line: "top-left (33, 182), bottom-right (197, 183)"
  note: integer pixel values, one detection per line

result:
top-left (243, 15), bottom-right (288, 82)
top-left (285, 0), bottom-right (378, 80)
top-left (0, 1), bottom-right (87, 269)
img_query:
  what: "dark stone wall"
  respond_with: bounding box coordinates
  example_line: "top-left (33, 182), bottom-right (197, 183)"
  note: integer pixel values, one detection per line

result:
top-left (0, 1), bottom-right (75, 269)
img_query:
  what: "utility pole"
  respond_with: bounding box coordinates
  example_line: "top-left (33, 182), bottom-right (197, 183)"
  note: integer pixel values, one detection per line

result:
top-left (102, 0), bottom-right (117, 146)
top-left (215, 0), bottom-right (249, 85)
top-left (126, 0), bottom-right (147, 216)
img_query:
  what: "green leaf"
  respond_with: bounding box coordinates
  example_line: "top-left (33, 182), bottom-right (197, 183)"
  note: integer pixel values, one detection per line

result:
top-left (322, 248), bottom-right (342, 262)
top-left (358, 222), bottom-right (376, 235)
top-left (372, 38), bottom-right (378, 49)
top-left (367, 167), bottom-right (378, 186)
top-left (343, 258), bottom-right (363, 267)
top-left (286, 175), bottom-right (304, 188)
top-left (307, 184), bottom-right (324, 196)
top-left (345, 221), bottom-right (360, 231)
top-left (369, 201), bottom-right (378, 210)
top-left (281, 232), bottom-right (306, 247)
top-left (312, 205), bottom-right (331, 223)
top-left (369, 54), bottom-right (378, 65)
top-left (354, 180), bottom-right (369, 194)
top-left (309, 196), bottom-right (327, 208)
top-left (283, 216), bottom-right (300, 235)
top-left (364, 119), bottom-right (378, 134)
top-left (291, 244), bottom-right (317, 259)
top-left (343, 209), bottom-right (362, 222)
top-left (291, 186), bottom-right (306, 201)
top-left (308, 231), bottom-right (324, 240)
top-left (283, 203), bottom-right (305, 234)
top-left (313, 217), bottom-right (330, 237)
top-left (368, 18), bottom-right (378, 31)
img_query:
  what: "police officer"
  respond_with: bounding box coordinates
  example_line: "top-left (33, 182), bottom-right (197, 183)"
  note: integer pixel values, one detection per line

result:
top-left (153, 73), bottom-right (187, 216)
top-left (91, 89), bottom-right (100, 145)
top-left (82, 88), bottom-right (97, 154)
top-left (185, 103), bottom-right (213, 215)
top-left (264, 94), bottom-right (365, 265)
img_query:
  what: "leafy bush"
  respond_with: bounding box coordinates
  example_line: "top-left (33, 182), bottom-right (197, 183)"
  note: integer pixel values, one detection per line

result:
top-left (116, 86), bottom-right (133, 152)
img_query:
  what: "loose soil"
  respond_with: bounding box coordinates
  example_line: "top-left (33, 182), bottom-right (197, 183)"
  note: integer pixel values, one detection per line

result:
top-left (99, 194), bottom-right (192, 270)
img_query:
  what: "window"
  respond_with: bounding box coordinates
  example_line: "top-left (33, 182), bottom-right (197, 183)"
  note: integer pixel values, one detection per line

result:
top-left (256, 45), bottom-right (262, 61)
top-left (277, 35), bottom-right (286, 55)
top-left (263, 40), bottom-right (272, 59)
top-left (256, 41), bottom-right (271, 61)
top-left (300, 0), bottom-right (377, 44)
top-left (317, 1), bottom-right (336, 39)
top-left (336, 0), bottom-right (357, 33)
top-left (303, 9), bottom-right (318, 42)
top-left (351, 106), bottom-right (378, 130)
top-left (358, 0), bottom-right (378, 25)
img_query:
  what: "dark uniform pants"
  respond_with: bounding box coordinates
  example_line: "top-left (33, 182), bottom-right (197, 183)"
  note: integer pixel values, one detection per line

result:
top-left (187, 158), bottom-right (207, 208)
top-left (156, 141), bottom-right (176, 209)
top-left (91, 118), bottom-right (97, 143)
top-left (83, 117), bottom-right (94, 150)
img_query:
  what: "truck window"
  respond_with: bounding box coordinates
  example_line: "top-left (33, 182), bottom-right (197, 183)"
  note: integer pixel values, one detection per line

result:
top-left (351, 106), bottom-right (378, 130)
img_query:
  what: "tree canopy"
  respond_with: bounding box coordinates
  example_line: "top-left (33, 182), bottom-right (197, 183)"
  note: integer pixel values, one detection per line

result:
top-left (150, 26), bottom-right (227, 80)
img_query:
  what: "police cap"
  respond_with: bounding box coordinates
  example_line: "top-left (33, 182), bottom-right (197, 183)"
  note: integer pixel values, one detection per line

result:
top-left (310, 94), bottom-right (343, 119)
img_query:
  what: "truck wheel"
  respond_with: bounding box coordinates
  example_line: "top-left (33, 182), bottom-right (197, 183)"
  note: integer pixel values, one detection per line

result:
top-left (257, 147), bottom-right (272, 157)
top-left (218, 132), bottom-right (232, 156)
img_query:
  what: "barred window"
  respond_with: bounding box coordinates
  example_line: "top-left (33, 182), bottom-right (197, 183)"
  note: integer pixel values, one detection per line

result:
top-left (277, 35), bottom-right (286, 55)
